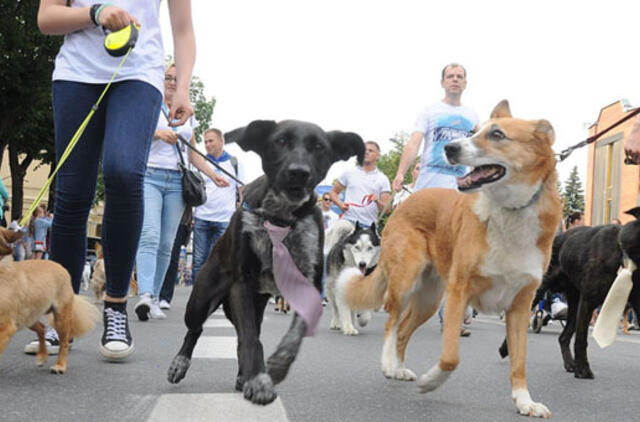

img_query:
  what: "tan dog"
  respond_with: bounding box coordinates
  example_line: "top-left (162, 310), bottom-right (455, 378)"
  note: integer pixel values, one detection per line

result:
top-left (335, 101), bottom-right (561, 418)
top-left (0, 227), bottom-right (100, 374)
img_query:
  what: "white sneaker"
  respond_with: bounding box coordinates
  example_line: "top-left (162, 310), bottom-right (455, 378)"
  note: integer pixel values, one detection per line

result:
top-left (150, 300), bottom-right (167, 320)
top-left (134, 293), bottom-right (153, 321)
top-left (158, 299), bottom-right (171, 310)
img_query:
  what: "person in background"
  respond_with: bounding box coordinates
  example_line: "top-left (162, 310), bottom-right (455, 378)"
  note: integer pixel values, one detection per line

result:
top-left (319, 193), bottom-right (338, 230)
top-left (30, 206), bottom-right (52, 260)
top-left (0, 178), bottom-right (9, 227)
top-left (191, 128), bottom-right (243, 284)
top-left (392, 159), bottom-right (420, 209)
top-left (29, 0), bottom-right (196, 361)
top-left (157, 207), bottom-right (193, 310)
top-left (565, 211), bottom-right (585, 231)
top-left (329, 141), bottom-right (390, 228)
top-left (133, 62), bottom-right (227, 322)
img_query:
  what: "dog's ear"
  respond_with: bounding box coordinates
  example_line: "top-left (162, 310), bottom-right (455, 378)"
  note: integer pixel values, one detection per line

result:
top-left (535, 119), bottom-right (555, 145)
top-left (624, 207), bottom-right (640, 220)
top-left (370, 222), bottom-right (376, 233)
top-left (224, 120), bottom-right (277, 155)
top-left (490, 100), bottom-right (512, 119)
top-left (354, 221), bottom-right (361, 231)
top-left (0, 227), bottom-right (21, 256)
top-left (327, 131), bottom-right (365, 166)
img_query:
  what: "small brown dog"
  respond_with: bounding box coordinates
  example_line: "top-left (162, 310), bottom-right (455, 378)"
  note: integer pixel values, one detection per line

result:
top-left (0, 227), bottom-right (99, 374)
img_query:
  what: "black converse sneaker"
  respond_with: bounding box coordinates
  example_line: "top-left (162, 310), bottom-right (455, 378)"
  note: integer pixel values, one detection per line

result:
top-left (99, 302), bottom-right (134, 361)
top-left (24, 327), bottom-right (72, 355)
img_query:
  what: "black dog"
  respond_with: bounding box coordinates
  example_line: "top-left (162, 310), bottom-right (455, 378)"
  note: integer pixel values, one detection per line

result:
top-left (499, 207), bottom-right (640, 379)
top-left (167, 120), bottom-right (364, 404)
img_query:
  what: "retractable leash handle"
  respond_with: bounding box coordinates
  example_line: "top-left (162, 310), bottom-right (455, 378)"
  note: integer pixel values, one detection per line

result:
top-left (104, 22), bottom-right (139, 57)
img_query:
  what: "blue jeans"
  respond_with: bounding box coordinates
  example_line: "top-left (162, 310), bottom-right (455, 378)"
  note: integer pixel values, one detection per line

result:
top-left (50, 80), bottom-right (162, 297)
top-left (192, 218), bottom-right (229, 283)
top-left (136, 168), bottom-right (185, 298)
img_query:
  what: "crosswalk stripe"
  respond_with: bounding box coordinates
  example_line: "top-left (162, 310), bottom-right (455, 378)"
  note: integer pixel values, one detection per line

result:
top-left (147, 394), bottom-right (289, 422)
top-left (204, 318), bottom-right (233, 328)
top-left (193, 336), bottom-right (237, 359)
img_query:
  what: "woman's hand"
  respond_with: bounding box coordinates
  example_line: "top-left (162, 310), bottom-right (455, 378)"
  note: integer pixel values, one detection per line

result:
top-left (98, 5), bottom-right (140, 31)
top-left (155, 129), bottom-right (178, 145)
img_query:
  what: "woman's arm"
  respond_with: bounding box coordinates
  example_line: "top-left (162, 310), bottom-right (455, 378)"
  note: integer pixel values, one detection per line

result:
top-left (167, 0), bottom-right (196, 126)
top-left (38, 0), bottom-right (139, 35)
top-left (187, 137), bottom-right (229, 187)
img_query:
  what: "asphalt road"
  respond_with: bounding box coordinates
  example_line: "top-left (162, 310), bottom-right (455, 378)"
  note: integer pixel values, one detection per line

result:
top-left (1, 286), bottom-right (639, 422)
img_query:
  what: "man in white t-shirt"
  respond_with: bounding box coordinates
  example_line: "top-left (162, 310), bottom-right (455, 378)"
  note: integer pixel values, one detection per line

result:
top-left (319, 193), bottom-right (339, 230)
top-left (392, 63), bottom-right (478, 337)
top-left (329, 141), bottom-right (391, 228)
top-left (392, 63), bottom-right (479, 193)
top-left (192, 128), bottom-right (244, 282)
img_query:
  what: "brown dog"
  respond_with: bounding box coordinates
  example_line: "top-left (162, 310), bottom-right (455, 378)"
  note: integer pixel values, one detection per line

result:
top-left (335, 101), bottom-right (562, 417)
top-left (0, 227), bottom-right (99, 374)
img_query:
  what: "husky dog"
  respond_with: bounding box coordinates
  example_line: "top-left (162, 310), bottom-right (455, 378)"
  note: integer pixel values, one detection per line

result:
top-left (326, 220), bottom-right (380, 335)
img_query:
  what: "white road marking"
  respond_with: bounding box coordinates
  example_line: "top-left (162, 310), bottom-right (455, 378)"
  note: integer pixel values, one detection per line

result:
top-left (473, 315), bottom-right (640, 344)
top-left (192, 336), bottom-right (238, 359)
top-left (204, 318), bottom-right (233, 328)
top-left (147, 394), bottom-right (289, 422)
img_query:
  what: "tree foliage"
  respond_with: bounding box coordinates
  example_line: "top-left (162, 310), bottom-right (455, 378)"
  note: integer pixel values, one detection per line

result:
top-left (377, 131), bottom-right (412, 185)
top-left (561, 165), bottom-right (585, 219)
top-left (0, 0), bottom-right (62, 219)
top-left (190, 76), bottom-right (216, 144)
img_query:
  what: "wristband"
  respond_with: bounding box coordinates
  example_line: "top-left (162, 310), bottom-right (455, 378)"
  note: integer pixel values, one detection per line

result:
top-left (89, 3), bottom-right (102, 26)
top-left (94, 3), bottom-right (114, 26)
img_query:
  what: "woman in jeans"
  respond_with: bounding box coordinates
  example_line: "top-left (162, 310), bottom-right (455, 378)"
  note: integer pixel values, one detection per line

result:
top-left (134, 62), bottom-right (227, 321)
top-left (30, 0), bottom-right (195, 361)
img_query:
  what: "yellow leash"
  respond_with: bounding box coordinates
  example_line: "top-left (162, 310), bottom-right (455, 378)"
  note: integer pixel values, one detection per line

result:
top-left (19, 47), bottom-right (133, 227)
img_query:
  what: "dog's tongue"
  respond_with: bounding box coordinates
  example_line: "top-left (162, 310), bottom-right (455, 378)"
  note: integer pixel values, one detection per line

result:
top-left (456, 165), bottom-right (500, 188)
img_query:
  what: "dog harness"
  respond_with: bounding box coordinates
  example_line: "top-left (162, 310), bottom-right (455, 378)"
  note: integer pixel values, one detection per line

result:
top-left (264, 221), bottom-right (323, 336)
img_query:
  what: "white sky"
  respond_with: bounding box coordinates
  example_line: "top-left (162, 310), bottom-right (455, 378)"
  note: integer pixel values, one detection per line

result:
top-left (160, 0), bottom-right (640, 188)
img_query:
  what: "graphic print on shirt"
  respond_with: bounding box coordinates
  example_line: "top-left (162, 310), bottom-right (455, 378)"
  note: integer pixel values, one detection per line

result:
top-left (427, 114), bottom-right (475, 177)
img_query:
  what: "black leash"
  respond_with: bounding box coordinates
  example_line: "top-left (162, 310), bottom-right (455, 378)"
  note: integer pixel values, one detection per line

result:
top-left (557, 107), bottom-right (640, 165)
top-left (160, 107), bottom-right (245, 186)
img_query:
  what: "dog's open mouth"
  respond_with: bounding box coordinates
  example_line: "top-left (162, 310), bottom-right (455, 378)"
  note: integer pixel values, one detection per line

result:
top-left (456, 164), bottom-right (506, 191)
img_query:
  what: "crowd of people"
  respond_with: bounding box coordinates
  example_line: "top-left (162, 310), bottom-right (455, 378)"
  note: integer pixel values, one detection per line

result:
top-left (3, 1), bottom-right (638, 367)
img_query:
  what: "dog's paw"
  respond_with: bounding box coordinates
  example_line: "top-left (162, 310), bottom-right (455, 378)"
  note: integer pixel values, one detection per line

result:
top-left (342, 326), bottom-right (359, 336)
top-left (36, 353), bottom-right (48, 367)
top-left (267, 350), bottom-right (295, 385)
top-left (513, 389), bottom-right (552, 418)
top-left (393, 367), bottom-right (417, 381)
top-left (573, 364), bottom-right (594, 379)
top-left (243, 373), bottom-right (277, 405)
top-left (417, 366), bottom-right (452, 393)
top-left (49, 364), bottom-right (66, 375)
top-left (167, 355), bottom-right (191, 384)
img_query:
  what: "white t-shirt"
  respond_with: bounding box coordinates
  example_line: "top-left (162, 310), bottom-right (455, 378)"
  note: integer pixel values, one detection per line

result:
top-left (321, 209), bottom-right (338, 229)
top-left (52, 0), bottom-right (165, 95)
top-left (392, 185), bottom-right (414, 208)
top-left (337, 167), bottom-right (391, 227)
top-left (194, 156), bottom-right (244, 223)
top-left (147, 109), bottom-right (194, 171)
top-left (413, 102), bottom-right (478, 190)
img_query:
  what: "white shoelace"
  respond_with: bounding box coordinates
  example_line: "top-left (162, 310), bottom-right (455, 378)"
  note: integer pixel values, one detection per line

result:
top-left (104, 308), bottom-right (128, 342)
top-left (44, 327), bottom-right (59, 342)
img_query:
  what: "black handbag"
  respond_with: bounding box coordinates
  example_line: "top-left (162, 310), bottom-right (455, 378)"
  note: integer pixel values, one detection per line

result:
top-left (176, 143), bottom-right (207, 206)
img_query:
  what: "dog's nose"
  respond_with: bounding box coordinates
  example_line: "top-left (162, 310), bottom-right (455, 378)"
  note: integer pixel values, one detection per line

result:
top-left (287, 164), bottom-right (310, 185)
top-left (444, 143), bottom-right (461, 156)
top-left (358, 262), bottom-right (367, 270)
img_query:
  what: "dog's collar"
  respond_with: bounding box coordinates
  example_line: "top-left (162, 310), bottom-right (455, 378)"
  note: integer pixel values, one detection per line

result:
top-left (506, 182), bottom-right (545, 211)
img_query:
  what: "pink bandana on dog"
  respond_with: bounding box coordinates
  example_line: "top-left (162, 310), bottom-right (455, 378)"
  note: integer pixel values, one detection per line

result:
top-left (264, 221), bottom-right (323, 336)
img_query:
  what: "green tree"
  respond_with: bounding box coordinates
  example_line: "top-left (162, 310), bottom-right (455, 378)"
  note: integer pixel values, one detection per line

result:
top-left (562, 165), bottom-right (585, 219)
top-left (377, 131), bottom-right (411, 185)
top-left (190, 76), bottom-right (216, 144)
top-left (0, 0), bottom-right (62, 220)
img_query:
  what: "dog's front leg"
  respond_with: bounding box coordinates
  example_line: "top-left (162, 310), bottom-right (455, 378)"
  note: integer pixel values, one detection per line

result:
top-left (572, 296), bottom-right (597, 379)
top-left (267, 313), bottom-right (306, 384)
top-left (417, 283), bottom-right (467, 393)
top-left (506, 282), bottom-right (551, 418)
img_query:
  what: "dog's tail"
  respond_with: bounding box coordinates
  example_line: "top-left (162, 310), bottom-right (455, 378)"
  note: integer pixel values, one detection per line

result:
top-left (70, 295), bottom-right (101, 338)
top-left (336, 265), bottom-right (388, 311)
top-left (324, 219), bottom-right (355, 253)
